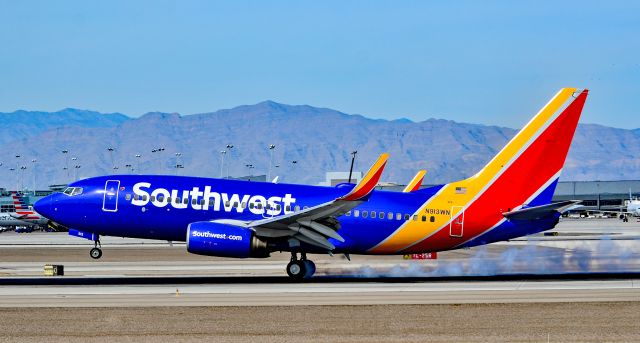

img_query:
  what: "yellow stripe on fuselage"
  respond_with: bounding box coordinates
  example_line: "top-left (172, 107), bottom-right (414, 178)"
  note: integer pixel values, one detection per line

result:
top-left (368, 88), bottom-right (577, 253)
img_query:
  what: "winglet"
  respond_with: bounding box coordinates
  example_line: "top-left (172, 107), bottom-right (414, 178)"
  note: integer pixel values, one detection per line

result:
top-left (402, 170), bottom-right (426, 193)
top-left (338, 153), bottom-right (389, 201)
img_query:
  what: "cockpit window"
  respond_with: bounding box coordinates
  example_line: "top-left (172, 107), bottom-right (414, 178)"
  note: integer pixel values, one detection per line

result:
top-left (63, 187), bottom-right (83, 196)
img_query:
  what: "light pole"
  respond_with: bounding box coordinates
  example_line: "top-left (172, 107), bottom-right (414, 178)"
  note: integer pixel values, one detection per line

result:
top-left (74, 165), bottom-right (81, 180)
top-left (348, 150), bottom-right (358, 184)
top-left (220, 150), bottom-right (227, 178)
top-left (9, 167), bottom-right (16, 191)
top-left (135, 154), bottom-right (142, 174)
top-left (107, 147), bottom-right (116, 174)
top-left (245, 164), bottom-right (254, 181)
top-left (125, 164), bottom-right (133, 173)
top-left (62, 150), bottom-right (69, 181)
top-left (31, 159), bottom-right (37, 191)
top-left (174, 153), bottom-right (182, 175)
top-left (152, 148), bottom-right (165, 173)
top-left (15, 155), bottom-right (21, 190)
top-left (267, 144), bottom-right (276, 182)
top-left (19, 166), bottom-right (26, 191)
top-left (291, 160), bottom-right (298, 183)
top-left (226, 144), bottom-right (234, 178)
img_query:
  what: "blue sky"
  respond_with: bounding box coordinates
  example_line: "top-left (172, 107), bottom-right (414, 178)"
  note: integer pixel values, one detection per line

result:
top-left (1, 1), bottom-right (638, 128)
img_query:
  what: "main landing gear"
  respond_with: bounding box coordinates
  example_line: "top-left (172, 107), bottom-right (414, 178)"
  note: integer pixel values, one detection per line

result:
top-left (286, 252), bottom-right (316, 281)
top-left (89, 239), bottom-right (102, 259)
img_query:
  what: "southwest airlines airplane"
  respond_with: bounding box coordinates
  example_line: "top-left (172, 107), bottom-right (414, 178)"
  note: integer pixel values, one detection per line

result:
top-left (34, 88), bottom-right (588, 280)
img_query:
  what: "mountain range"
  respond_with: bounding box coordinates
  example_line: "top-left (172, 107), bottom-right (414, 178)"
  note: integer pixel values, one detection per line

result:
top-left (0, 102), bottom-right (638, 190)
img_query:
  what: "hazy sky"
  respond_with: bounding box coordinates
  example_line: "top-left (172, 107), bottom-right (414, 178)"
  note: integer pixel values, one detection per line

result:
top-left (1, 1), bottom-right (638, 128)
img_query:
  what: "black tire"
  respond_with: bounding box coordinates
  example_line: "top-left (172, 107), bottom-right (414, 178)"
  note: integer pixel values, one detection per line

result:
top-left (303, 260), bottom-right (316, 278)
top-left (90, 247), bottom-right (102, 259)
top-left (286, 260), bottom-right (306, 280)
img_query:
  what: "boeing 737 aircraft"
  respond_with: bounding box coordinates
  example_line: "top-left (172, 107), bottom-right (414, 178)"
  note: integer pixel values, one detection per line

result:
top-left (34, 88), bottom-right (588, 279)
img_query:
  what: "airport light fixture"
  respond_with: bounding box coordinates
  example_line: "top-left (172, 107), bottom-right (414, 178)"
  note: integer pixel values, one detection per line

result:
top-left (348, 150), bottom-right (358, 184)
top-left (245, 163), bottom-right (255, 180)
top-left (74, 165), bottom-right (81, 180)
top-left (19, 165), bottom-right (27, 191)
top-left (31, 159), bottom-right (37, 191)
top-left (267, 144), bottom-right (276, 182)
top-left (225, 144), bottom-right (234, 179)
top-left (135, 154), bottom-right (142, 174)
top-left (151, 148), bottom-right (165, 173)
top-left (62, 150), bottom-right (69, 181)
top-left (220, 150), bottom-right (227, 178)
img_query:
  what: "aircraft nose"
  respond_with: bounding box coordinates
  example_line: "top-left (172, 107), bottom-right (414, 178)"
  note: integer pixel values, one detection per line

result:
top-left (34, 196), bottom-right (54, 219)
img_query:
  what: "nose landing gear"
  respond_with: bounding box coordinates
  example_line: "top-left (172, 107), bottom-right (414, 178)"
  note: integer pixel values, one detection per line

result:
top-left (286, 252), bottom-right (316, 280)
top-left (89, 239), bottom-right (102, 259)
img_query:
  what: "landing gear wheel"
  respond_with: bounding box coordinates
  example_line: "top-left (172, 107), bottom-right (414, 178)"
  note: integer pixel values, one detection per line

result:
top-left (90, 247), bottom-right (102, 259)
top-left (303, 260), bottom-right (316, 278)
top-left (286, 260), bottom-right (306, 280)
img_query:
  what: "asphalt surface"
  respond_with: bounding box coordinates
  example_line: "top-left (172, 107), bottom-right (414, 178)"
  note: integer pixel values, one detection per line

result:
top-left (0, 218), bottom-right (639, 341)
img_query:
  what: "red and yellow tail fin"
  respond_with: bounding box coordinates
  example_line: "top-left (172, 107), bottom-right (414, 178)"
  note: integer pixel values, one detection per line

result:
top-left (403, 170), bottom-right (426, 193)
top-left (339, 153), bottom-right (389, 201)
top-left (370, 88), bottom-right (589, 253)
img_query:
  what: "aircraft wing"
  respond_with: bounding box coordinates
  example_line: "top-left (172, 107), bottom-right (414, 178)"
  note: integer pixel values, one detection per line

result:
top-left (213, 153), bottom-right (389, 250)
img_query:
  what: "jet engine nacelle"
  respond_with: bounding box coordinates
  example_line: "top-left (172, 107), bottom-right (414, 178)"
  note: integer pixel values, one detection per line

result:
top-left (186, 222), bottom-right (269, 258)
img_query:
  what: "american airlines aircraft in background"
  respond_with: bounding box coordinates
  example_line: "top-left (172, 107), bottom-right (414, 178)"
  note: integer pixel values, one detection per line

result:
top-left (9, 192), bottom-right (48, 227)
top-left (34, 88), bottom-right (588, 279)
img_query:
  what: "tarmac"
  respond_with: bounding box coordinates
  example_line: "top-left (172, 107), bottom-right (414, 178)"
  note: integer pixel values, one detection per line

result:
top-left (0, 218), bottom-right (639, 341)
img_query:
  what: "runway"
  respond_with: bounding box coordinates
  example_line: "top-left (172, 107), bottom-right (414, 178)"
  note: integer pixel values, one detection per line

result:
top-left (1, 219), bottom-right (639, 342)
top-left (0, 218), bottom-right (639, 308)
top-left (1, 276), bottom-right (639, 307)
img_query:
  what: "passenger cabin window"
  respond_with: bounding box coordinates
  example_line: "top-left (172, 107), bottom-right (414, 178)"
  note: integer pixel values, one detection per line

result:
top-left (192, 198), bottom-right (197, 205)
top-left (413, 215), bottom-right (418, 221)
top-left (134, 194), bottom-right (140, 200)
top-left (422, 215), bottom-right (427, 222)
top-left (362, 211), bottom-right (368, 218)
top-left (430, 216), bottom-right (435, 222)
top-left (396, 213), bottom-right (402, 220)
top-left (379, 212), bottom-right (384, 219)
top-left (345, 211), bottom-right (351, 216)
top-left (285, 205), bottom-right (291, 211)
top-left (404, 214), bottom-right (410, 220)
top-left (295, 205), bottom-right (301, 211)
top-left (125, 194), bottom-right (132, 201)
top-left (388, 212), bottom-right (393, 220)
top-left (200, 199), bottom-right (205, 205)
top-left (150, 196), bottom-right (156, 202)
top-left (183, 198), bottom-right (188, 204)
top-left (371, 211), bottom-right (376, 218)
top-left (354, 210), bottom-right (360, 217)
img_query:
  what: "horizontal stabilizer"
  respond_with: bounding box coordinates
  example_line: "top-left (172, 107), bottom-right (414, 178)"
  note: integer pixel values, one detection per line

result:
top-left (503, 200), bottom-right (581, 221)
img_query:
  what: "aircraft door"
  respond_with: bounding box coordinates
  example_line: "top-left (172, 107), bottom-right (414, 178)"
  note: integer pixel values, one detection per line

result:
top-left (102, 180), bottom-right (120, 212)
top-left (449, 206), bottom-right (464, 238)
